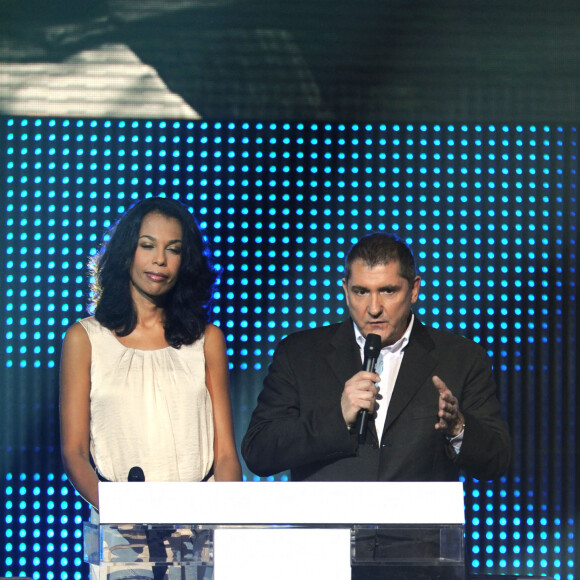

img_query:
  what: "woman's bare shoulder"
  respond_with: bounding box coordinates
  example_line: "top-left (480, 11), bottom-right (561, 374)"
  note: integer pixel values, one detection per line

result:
top-left (204, 322), bottom-right (225, 342)
top-left (203, 323), bottom-right (227, 357)
top-left (63, 320), bottom-right (91, 349)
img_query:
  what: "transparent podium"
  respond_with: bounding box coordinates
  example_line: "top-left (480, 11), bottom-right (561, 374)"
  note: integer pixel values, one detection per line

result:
top-left (84, 481), bottom-right (465, 580)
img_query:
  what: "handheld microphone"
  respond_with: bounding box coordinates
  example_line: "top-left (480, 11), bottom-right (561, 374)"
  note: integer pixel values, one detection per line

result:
top-left (128, 466), bottom-right (145, 482)
top-left (356, 333), bottom-right (382, 444)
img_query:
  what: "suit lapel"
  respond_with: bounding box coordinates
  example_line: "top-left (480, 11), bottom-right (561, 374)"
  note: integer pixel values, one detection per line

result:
top-left (326, 319), bottom-right (361, 387)
top-left (383, 319), bottom-right (437, 434)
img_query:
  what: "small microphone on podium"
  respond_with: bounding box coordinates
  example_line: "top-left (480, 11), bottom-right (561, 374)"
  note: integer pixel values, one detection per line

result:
top-left (356, 333), bottom-right (382, 444)
top-left (128, 465), bottom-right (165, 579)
top-left (128, 466), bottom-right (145, 482)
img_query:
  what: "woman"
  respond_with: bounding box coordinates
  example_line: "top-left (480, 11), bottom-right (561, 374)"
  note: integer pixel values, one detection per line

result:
top-left (60, 196), bottom-right (242, 514)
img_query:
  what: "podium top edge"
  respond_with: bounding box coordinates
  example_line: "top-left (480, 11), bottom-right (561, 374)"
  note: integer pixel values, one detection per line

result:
top-left (98, 481), bottom-right (465, 525)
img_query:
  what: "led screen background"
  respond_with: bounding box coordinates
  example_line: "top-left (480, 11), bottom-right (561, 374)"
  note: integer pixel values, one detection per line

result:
top-left (0, 117), bottom-right (578, 579)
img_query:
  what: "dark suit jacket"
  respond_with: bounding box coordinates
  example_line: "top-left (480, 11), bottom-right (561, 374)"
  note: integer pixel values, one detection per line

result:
top-left (242, 317), bottom-right (511, 482)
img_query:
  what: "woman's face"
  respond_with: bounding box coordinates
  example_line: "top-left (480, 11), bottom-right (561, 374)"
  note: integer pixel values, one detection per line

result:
top-left (129, 211), bottom-right (183, 303)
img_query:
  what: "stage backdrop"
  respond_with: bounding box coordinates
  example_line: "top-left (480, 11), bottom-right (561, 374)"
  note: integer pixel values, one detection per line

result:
top-left (0, 117), bottom-right (577, 580)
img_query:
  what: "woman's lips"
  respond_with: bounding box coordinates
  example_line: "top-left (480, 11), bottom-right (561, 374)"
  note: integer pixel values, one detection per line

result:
top-left (146, 272), bottom-right (168, 282)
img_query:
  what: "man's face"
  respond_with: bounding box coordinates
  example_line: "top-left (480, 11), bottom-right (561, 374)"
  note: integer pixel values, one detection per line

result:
top-left (342, 259), bottom-right (421, 347)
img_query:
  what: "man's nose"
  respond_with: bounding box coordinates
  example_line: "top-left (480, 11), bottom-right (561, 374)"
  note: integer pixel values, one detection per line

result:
top-left (368, 294), bottom-right (382, 316)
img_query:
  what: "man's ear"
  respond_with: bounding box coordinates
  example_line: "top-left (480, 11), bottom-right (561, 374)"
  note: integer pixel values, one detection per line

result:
top-left (411, 276), bottom-right (421, 303)
top-left (342, 278), bottom-right (349, 304)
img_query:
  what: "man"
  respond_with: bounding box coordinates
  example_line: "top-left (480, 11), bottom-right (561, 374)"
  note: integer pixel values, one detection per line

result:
top-left (242, 232), bottom-right (511, 482)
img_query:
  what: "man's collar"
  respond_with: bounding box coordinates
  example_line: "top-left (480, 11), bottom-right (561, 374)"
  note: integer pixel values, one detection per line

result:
top-left (353, 314), bottom-right (414, 355)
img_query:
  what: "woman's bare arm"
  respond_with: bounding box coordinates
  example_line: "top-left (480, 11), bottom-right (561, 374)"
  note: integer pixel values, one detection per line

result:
top-left (59, 322), bottom-right (100, 508)
top-left (204, 324), bottom-right (242, 481)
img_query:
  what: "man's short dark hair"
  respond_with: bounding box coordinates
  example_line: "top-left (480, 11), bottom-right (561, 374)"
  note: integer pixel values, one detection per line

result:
top-left (344, 232), bottom-right (417, 286)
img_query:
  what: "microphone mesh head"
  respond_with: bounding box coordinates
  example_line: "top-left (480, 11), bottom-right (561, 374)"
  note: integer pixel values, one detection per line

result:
top-left (128, 466), bottom-right (145, 482)
top-left (364, 333), bottom-right (382, 357)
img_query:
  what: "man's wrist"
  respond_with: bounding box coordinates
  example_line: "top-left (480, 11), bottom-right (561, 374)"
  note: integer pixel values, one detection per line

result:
top-left (450, 416), bottom-right (465, 438)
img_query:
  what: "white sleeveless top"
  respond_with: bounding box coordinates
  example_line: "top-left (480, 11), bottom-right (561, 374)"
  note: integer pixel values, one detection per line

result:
top-left (80, 316), bottom-right (214, 483)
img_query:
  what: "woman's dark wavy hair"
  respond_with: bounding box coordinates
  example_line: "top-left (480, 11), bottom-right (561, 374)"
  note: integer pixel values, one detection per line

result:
top-left (89, 196), bottom-right (217, 347)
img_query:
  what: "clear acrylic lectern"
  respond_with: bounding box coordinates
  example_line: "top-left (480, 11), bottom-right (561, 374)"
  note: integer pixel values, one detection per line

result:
top-left (84, 481), bottom-right (465, 580)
